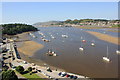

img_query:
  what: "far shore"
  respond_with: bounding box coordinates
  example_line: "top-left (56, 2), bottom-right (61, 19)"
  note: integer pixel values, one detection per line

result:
top-left (35, 25), bottom-right (119, 29)
top-left (86, 31), bottom-right (120, 45)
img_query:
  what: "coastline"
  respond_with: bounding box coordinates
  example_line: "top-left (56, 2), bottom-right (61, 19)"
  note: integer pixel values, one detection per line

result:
top-left (16, 32), bottom-right (65, 71)
top-left (86, 31), bottom-right (120, 45)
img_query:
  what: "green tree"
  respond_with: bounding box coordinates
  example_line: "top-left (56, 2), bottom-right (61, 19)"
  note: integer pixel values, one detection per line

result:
top-left (2, 70), bottom-right (18, 80)
top-left (16, 66), bottom-right (24, 74)
top-left (64, 19), bottom-right (72, 23)
top-left (2, 23), bottom-right (38, 35)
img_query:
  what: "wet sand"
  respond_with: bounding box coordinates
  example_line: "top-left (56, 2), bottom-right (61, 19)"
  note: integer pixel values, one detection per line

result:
top-left (18, 41), bottom-right (44, 56)
top-left (16, 32), bottom-right (44, 56)
top-left (86, 31), bottom-right (120, 45)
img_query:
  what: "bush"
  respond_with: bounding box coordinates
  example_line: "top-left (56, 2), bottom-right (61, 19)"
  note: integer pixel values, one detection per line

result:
top-left (15, 66), bottom-right (24, 74)
top-left (2, 70), bottom-right (18, 80)
top-left (28, 67), bottom-right (32, 72)
top-left (2, 67), bottom-right (8, 71)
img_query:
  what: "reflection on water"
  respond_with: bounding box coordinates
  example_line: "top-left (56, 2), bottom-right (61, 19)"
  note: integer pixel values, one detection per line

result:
top-left (31, 27), bottom-right (119, 78)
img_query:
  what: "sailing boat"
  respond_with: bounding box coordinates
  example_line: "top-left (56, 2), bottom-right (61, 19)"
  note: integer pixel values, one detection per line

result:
top-left (81, 36), bottom-right (86, 43)
top-left (103, 46), bottom-right (110, 62)
top-left (116, 50), bottom-right (120, 55)
top-left (79, 36), bottom-right (84, 51)
top-left (91, 40), bottom-right (95, 46)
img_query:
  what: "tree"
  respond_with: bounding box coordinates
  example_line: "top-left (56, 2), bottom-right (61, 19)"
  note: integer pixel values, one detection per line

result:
top-left (2, 70), bottom-right (18, 80)
top-left (15, 66), bottom-right (24, 74)
top-left (28, 67), bottom-right (32, 72)
top-left (2, 23), bottom-right (38, 35)
top-left (64, 19), bottom-right (72, 23)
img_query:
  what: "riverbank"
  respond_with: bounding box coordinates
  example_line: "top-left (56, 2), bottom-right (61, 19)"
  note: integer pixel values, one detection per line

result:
top-left (16, 32), bottom-right (65, 71)
top-left (15, 32), bottom-right (44, 56)
top-left (86, 31), bottom-right (120, 45)
top-left (18, 41), bottom-right (44, 56)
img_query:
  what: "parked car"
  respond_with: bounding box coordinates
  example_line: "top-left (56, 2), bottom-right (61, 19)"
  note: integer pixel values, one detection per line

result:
top-left (47, 67), bottom-right (52, 72)
top-left (37, 70), bottom-right (41, 72)
top-left (70, 75), bottom-right (74, 79)
top-left (61, 72), bottom-right (67, 77)
top-left (58, 72), bottom-right (61, 76)
top-left (73, 76), bottom-right (78, 79)
top-left (66, 74), bottom-right (70, 78)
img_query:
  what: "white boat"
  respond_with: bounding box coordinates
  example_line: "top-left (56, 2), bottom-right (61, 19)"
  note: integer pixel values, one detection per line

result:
top-left (91, 43), bottom-right (95, 46)
top-left (29, 33), bottom-right (36, 38)
top-left (51, 36), bottom-right (55, 39)
top-left (38, 32), bottom-right (44, 35)
top-left (116, 50), bottom-right (120, 54)
top-left (91, 40), bottom-right (95, 46)
top-left (79, 36), bottom-right (84, 51)
top-left (53, 53), bottom-right (57, 56)
top-left (103, 57), bottom-right (110, 62)
top-left (103, 46), bottom-right (110, 62)
top-left (51, 35), bottom-right (55, 39)
top-left (62, 35), bottom-right (68, 38)
top-left (79, 47), bottom-right (84, 51)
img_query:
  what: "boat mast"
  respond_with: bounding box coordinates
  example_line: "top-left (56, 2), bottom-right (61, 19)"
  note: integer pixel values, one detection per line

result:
top-left (107, 46), bottom-right (109, 58)
top-left (81, 36), bottom-right (83, 47)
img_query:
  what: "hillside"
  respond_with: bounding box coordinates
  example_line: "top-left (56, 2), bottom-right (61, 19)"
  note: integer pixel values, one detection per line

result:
top-left (33, 21), bottom-right (63, 27)
top-left (2, 23), bottom-right (38, 35)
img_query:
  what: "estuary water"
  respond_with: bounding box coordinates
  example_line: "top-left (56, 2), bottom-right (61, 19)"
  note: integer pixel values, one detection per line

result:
top-left (30, 27), bottom-right (119, 78)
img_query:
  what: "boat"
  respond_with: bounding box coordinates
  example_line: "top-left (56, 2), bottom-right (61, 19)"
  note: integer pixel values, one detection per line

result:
top-left (82, 40), bottom-right (86, 43)
top-left (81, 36), bottom-right (86, 43)
top-left (42, 39), bottom-right (50, 42)
top-left (62, 35), bottom-right (68, 38)
top-left (38, 32), bottom-right (44, 36)
top-left (91, 40), bottom-right (95, 46)
top-left (79, 36), bottom-right (84, 51)
top-left (103, 57), bottom-right (110, 62)
top-left (29, 33), bottom-right (36, 38)
top-left (91, 42), bottom-right (95, 46)
top-left (51, 36), bottom-right (55, 39)
top-left (116, 50), bottom-right (120, 54)
top-left (103, 46), bottom-right (110, 62)
top-left (46, 49), bottom-right (57, 56)
top-left (51, 35), bottom-right (55, 39)
top-left (79, 47), bottom-right (84, 51)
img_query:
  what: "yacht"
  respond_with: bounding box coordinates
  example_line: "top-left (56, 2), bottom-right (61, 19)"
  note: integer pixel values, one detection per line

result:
top-left (103, 57), bottom-right (110, 62)
top-left (91, 42), bottom-right (95, 46)
top-left (79, 47), bottom-right (84, 51)
top-left (103, 46), bottom-right (110, 62)
top-left (62, 35), bottom-right (68, 38)
top-left (116, 50), bottom-right (120, 54)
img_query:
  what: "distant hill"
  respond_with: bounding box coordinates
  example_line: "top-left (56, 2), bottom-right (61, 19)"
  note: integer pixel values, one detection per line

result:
top-left (33, 21), bottom-right (63, 27)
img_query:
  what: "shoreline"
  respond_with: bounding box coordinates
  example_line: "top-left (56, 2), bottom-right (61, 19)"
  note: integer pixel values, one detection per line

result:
top-left (86, 31), bottom-right (120, 45)
top-left (18, 41), bottom-right (44, 57)
top-left (16, 32), bottom-right (65, 71)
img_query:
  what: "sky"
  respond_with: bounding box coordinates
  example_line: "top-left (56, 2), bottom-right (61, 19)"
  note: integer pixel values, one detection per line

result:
top-left (1, 2), bottom-right (118, 24)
